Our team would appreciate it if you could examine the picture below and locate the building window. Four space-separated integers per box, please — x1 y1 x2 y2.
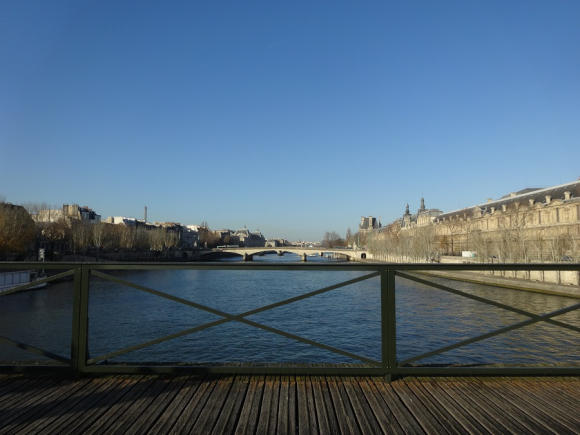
577 205 580 221
538 211 541 225
556 208 560 223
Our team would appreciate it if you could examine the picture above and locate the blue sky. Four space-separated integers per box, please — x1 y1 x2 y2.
1 1 579 240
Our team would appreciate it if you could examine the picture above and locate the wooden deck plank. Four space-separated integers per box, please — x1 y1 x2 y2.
391 378 450 434
504 378 579 426
192 376 235 433
170 376 219 434
304 374 319 434
125 376 188 435
326 376 361 435
481 377 577 434
317 376 341 435
435 377 521 432
99 376 172 434
369 377 425 434
234 376 265 435
149 376 204 434
463 377 556 433
296 375 312 434
341 376 382 434
0 375 578 434
517 377 580 414
0 376 55 409
404 378 467 433
12 377 115 434
276 375 290 435
310 376 331 434
81 376 159 434
38 376 129 435
452 377 534 433
288 375 297 435
419 377 490 434
211 376 250 435
0 377 92 432
0 376 38 403
357 377 404 435
58 376 144 435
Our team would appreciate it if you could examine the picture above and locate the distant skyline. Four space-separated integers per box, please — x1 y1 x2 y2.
1 1 579 240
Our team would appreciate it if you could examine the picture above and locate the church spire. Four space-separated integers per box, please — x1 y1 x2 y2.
419 197 426 212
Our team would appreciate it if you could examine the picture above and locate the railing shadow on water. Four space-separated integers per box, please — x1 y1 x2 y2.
0 262 578 377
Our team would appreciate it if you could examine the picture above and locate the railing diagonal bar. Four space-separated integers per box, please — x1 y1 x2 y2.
0 335 71 364
87 318 231 364
236 271 379 318
400 302 580 365
91 270 380 366
92 270 240 319
235 317 382 366
0 269 76 297
397 271 580 334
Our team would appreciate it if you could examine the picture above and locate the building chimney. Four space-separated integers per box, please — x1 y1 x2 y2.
491 207 495 213
564 191 571 200
502 204 507 212
545 195 551 204
144 206 148 222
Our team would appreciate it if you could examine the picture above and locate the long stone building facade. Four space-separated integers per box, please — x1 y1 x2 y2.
378 179 580 261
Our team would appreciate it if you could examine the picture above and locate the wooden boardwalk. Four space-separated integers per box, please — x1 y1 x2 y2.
0 375 578 434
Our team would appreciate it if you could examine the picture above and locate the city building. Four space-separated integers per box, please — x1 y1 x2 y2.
234 229 266 247
33 204 101 225
384 179 580 259
401 198 443 229
359 216 380 232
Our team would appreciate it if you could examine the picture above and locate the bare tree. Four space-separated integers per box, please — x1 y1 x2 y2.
92 223 107 250
0 203 36 257
322 231 344 248
71 221 91 253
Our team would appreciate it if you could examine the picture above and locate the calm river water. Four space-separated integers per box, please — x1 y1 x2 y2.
1 253 578 366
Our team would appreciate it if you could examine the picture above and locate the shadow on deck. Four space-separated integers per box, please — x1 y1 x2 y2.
0 375 578 434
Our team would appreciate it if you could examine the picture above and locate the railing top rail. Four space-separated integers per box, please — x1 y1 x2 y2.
0 261 579 271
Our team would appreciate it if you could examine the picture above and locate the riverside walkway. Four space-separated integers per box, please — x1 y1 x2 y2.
0 374 578 434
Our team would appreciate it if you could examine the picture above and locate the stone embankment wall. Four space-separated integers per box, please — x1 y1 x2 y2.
369 253 580 287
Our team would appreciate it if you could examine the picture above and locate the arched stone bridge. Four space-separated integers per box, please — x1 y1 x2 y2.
206 247 372 261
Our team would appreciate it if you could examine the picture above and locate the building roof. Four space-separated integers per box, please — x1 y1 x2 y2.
436 179 580 220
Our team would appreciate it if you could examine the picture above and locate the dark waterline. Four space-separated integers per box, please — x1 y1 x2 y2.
0 253 578 366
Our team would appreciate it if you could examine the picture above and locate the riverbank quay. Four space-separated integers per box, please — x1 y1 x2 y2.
362 256 580 298
0 374 578 434
415 269 580 298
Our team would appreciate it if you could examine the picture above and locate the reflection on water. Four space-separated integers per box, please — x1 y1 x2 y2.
0 254 578 366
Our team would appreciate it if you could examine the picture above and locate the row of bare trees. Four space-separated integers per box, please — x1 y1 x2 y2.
361 219 578 263
41 220 181 254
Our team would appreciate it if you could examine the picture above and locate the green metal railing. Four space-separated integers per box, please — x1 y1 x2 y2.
0 262 578 376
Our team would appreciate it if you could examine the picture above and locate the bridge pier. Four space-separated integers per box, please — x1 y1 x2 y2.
277 251 283 256
243 253 253 262
301 253 307 262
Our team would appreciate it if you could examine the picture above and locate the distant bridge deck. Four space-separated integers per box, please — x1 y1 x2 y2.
210 247 371 261
1 374 578 434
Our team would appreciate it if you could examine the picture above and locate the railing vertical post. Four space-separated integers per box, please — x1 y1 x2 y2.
71 265 90 375
381 268 397 381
